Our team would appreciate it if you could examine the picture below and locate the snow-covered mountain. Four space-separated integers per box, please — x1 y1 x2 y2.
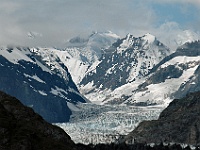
54 34 200 144
79 33 171 104
1 31 200 144
55 31 119 84
0 46 87 123
104 40 200 106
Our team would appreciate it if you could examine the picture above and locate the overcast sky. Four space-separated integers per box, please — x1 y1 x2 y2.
0 0 200 47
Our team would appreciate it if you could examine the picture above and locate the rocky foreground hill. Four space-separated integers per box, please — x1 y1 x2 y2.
0 91 76 150
125 91 200 145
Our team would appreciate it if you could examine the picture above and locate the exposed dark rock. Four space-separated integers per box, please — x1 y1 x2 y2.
0 91 76 150
125 91 200 145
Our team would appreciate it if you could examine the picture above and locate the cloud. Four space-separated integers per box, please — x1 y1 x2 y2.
0 1 21 14
0 0 157 47
149 0 200 5
0 0 198 47
150 21 200 51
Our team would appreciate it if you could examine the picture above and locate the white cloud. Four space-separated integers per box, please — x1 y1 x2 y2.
0 1 21 14
149 0 200 5
151 21 200 51
0 0 157 46
0 0 198 47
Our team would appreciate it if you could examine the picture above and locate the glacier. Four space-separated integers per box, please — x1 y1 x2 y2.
55 103 164 144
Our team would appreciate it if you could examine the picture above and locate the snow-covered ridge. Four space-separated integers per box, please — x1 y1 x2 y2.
79 33 171 103
30 47 71 81
66 31 120 61
0 46 34 64
117 33 157 53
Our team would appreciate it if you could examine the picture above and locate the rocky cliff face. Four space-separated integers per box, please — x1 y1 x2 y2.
0 91 76 150
125 91 200 145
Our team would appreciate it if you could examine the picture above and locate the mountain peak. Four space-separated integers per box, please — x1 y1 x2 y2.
142 33 156 43
116 33 158 54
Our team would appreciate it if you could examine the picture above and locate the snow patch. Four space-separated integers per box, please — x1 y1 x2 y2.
24 73 45 83
50 86 68 98
0 47 34 64
38 90 47 96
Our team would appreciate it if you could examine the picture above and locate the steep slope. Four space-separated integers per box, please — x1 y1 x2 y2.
56 31 119 84
79 33 170 104
125 91 200 145
0 46 86 123
0 91 76 150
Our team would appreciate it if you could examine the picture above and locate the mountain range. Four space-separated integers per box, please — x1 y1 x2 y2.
64 30 200 106
0 30 200 125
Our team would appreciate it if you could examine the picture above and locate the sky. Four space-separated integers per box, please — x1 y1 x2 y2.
0 0 200 48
